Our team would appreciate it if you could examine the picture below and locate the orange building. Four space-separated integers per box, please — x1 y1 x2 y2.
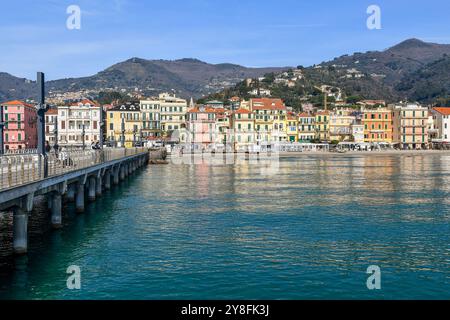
363 108 393 143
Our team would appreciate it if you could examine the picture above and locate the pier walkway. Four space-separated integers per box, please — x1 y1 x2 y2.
0 148 149 254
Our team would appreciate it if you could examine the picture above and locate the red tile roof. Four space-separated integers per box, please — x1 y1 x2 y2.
235 108 251 114
188 106 217 113
298 112 314 117
2 100 34 108
70 99 99 107
251 98 286 111
433 107 450 116
46 108 58 115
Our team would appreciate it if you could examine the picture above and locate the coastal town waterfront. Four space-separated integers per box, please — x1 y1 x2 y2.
1 152 449 300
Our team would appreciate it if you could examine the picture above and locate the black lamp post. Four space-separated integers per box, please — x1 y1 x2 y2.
81 124 86 150
53 117 58 151
121 116 125 148
36 72 49 177
99 108 104 149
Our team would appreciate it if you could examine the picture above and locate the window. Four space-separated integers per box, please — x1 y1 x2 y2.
110 123 114 130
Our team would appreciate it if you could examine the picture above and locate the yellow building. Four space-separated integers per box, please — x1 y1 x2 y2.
251 98 287 144
159 93 187 134
106 103 142 148
286 113 298 142
232 108 255 151
298 113 316 142
315 111 330 142
329 114 355 142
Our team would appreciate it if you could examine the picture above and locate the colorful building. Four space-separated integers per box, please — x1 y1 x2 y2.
106 102 142 148
298 113 315 142
232 108 255 150
329 113 355 142
286 113 298 142
363 107 393 143
1 100 38 151
140 99 161 138
58 99 102 148
251 98 287 144
159 93 187 133
431 107 450 142
392 103 429 149
186 106 218 149
45 108 58 145
315 111 330 142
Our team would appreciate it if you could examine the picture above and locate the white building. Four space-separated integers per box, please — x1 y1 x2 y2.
45 108 58 145
431 107 450 142
58 99 102 148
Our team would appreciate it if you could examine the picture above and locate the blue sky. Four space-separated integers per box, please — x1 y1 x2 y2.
1 0 450 80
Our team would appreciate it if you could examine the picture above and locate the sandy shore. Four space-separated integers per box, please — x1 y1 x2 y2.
278 150 450 157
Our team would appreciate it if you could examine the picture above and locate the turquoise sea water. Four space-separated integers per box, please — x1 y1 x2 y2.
0 154 449 299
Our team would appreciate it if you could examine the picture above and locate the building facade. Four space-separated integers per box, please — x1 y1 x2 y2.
45 108 58 145
1 100 38 151
106 103 142 148
363 107 393 143
315 111 330 142
298 113 316 142
58 99 102 148
251 98 287 144
140 99 161 138
329 114 355 142
392 104 429 149
159 93 187 133
186 106 217 149
431 107 450 142
232 108 255 150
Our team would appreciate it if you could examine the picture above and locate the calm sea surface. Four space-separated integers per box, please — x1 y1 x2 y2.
0 154 449 299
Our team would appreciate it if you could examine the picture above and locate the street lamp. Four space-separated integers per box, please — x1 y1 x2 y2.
53 117 58 151
133 127 137 147
121 116 125 148
82 124 86 150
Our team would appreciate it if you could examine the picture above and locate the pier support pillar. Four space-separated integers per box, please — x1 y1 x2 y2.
13 207 28 255
76 182 85 213
51 192 62 229
128 163 132 175
105 170 111 190
96 175 102 197
67 184 76 202
113 166 120 185
120 165 125 181
88 176 96 202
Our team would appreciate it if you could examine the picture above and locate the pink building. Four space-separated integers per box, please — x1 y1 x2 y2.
1 100 38 151
186 106 218 148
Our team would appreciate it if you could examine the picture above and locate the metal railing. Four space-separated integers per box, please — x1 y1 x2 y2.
0 147 147 190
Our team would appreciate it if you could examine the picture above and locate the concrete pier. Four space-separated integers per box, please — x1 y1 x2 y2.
1 149 149 255
105 170 111 190
120 165 126 181
76 182 85 213
88 176 96 202
51 193 62 229
67 184 76 202
13 207 28 254
96 175 102 197
113 166 120 185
